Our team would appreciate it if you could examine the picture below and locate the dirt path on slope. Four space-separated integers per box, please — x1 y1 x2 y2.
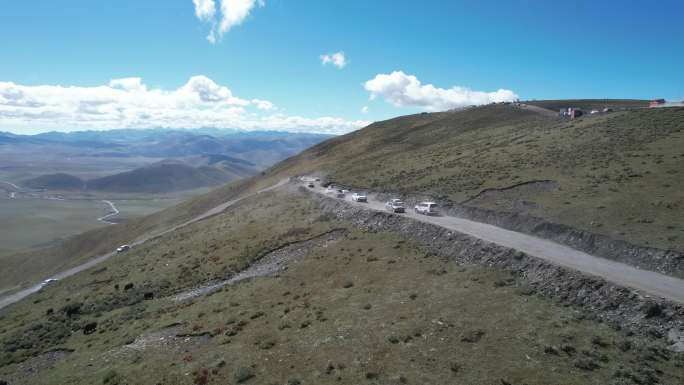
172 228 347 301
518 103 560 117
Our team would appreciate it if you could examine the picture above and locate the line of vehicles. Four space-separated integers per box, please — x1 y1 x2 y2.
39 244 131 290
309 178 439 216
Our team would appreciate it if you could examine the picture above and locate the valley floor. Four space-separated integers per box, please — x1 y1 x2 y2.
0 197 186 258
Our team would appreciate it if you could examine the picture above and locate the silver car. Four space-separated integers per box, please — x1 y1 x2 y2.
352 192 367 202
385 199 405 213
116 244 131 253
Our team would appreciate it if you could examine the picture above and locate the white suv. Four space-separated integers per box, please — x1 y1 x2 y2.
351 192 367 202
385 199 405 213
414 201 438 215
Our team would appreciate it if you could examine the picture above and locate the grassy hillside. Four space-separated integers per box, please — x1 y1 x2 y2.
1 190 681 385
0 177 259 289
22 173 85 190
269 104 684 254
22 163 248 193
5 103 682 290
87 164 236 193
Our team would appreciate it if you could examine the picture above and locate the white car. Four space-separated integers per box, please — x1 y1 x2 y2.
351 192 367 202
41 278 59 287
385 199 405 213
414 201 438 215
116 244 131 253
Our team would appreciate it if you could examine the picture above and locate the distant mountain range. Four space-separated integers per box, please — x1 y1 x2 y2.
1 128 333 193
0 128 333 169
22 161 250 193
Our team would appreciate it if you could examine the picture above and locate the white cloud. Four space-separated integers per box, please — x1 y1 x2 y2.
320 52 347 69
109 77 147 92
193 0 265 44
0 76 368 135
364 71 518 111
361 106 368 114
193 0 216 21
251 99 274 110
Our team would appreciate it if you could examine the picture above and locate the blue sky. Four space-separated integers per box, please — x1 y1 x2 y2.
1 0 682 134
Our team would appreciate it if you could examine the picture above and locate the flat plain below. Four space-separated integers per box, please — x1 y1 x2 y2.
0 197 183 259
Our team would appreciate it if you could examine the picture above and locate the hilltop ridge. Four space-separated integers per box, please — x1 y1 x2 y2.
270 103 684 257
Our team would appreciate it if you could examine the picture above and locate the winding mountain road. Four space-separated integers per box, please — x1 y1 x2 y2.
0 181 20 190
3 175 683 311
0 178 289 311
98 200 120 224
309 182 684 304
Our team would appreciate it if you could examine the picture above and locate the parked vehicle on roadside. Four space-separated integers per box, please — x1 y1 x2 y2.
414 201 438 215
307 182 315 188
385 199 405 213
352 192 367 202
335 190 346 199
116 244 131 253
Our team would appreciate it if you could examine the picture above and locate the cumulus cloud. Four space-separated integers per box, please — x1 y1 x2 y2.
0 76 368 134
320 52 347 69
251 99 274 110
109 77 147 92
193 0 216 21
193 0 265 43
364 71 518 111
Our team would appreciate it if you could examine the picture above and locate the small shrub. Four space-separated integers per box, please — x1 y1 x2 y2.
62 302 82 317
102 369 123 384
573 358 600 371
83 322 98 335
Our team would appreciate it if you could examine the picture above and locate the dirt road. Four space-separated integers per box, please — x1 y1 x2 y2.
518 103 559 118
0 179 289 311
5 175 682 310
311 183 684 304
0 181 20 190
98 200 120 224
